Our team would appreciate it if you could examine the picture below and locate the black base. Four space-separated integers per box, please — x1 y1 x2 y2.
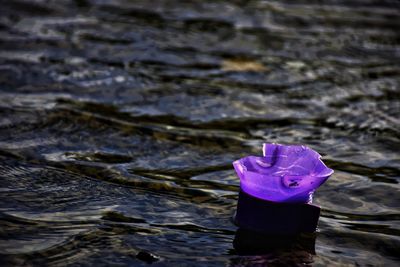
234 190 320 235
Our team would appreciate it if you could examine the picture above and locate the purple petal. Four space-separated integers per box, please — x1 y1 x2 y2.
233 144 333 203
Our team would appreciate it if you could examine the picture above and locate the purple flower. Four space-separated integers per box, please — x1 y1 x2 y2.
233 143 333 204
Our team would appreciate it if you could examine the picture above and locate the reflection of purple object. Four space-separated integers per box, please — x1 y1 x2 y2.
233 143 333 204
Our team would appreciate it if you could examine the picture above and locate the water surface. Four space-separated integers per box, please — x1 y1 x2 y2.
0 0 399 266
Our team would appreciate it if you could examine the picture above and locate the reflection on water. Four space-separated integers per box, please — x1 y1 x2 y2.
0 0 399 266
233 229 316 266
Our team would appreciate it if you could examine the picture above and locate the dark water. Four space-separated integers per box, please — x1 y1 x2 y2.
0 0 399 266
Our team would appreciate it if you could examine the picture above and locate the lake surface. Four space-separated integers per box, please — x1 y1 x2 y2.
0 0 399 266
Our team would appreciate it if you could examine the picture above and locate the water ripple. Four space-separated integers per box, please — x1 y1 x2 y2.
0 0 399 266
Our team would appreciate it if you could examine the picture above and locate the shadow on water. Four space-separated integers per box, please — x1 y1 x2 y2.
232 229 316 266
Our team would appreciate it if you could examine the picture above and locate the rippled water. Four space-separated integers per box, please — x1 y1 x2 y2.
0 0 399 266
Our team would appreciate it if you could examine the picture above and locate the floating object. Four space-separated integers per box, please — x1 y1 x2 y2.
233 143 333 234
